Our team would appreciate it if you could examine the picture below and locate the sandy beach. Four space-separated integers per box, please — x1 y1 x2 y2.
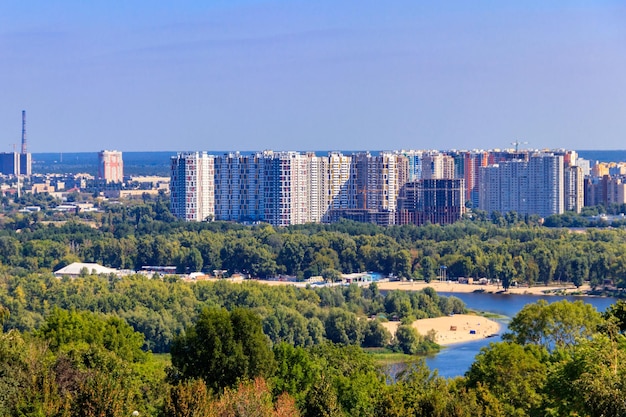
253 277 590 296
381 314 502 346
375 280 590 296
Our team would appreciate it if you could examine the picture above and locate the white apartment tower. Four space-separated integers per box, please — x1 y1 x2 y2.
263 151 309 227
478 153 564 218
98 150 123 183
214 152 265 222
326 152 352 219
170 152 214 221
307 154 327 224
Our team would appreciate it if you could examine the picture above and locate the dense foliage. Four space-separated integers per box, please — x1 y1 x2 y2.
3 195 626 415
3 296 625 416
0 269 464 353
3 194 626 292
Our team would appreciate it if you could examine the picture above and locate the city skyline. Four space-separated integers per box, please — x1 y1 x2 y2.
168 149 582 227
2 1 626 153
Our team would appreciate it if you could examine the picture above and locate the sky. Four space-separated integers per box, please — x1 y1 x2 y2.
1 1 625 153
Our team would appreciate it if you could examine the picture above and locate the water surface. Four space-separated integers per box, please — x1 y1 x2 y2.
424 292 617 378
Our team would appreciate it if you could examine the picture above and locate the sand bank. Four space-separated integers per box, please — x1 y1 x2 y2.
381 314 502 346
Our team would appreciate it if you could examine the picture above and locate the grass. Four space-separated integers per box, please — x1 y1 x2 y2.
466 309 508 320
364 346 442 365
365 348 413 364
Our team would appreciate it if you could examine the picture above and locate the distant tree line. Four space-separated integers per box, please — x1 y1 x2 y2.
1 195 626 292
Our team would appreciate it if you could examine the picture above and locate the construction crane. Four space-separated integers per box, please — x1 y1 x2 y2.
511 140 528 152
357 186 390 210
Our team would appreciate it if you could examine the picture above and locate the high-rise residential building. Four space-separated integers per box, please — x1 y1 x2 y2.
354 152 398 211
576 158 591 177
395 154 410 194
527 153 564 217
448 150 489 207
307 152 353 223
564 165 584 213
479 160 530 215
98 150 124 183
214 152 265 222
329 152 401 226
421 152 455 179
263 151 309 227
478 164 504 215
214 152 242 221
397 179 466 226
591 162 610 178
307 153 327 224
166 147 580 227
401 150 424 181
327 152 352 212
478 153 564 218
170 152 214 221
585 175 626 207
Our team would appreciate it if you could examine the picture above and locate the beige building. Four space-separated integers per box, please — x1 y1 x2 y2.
98 150 124 183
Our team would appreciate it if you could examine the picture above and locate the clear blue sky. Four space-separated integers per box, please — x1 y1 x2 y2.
1 1 625 152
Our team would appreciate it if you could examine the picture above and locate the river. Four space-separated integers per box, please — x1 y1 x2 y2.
422 292 618 379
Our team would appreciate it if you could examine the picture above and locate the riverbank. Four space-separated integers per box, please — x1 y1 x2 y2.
381 314 502 346
375 280 590 296
251 277 590 296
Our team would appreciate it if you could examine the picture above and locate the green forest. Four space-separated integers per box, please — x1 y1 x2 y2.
4 194 626 290
2 277 626 416
1 194 626 415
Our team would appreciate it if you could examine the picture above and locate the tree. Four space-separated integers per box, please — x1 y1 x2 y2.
395 324 421 355
362 320 392 348
303 374 343 417
170 307 276 392
36 308 146 363
465 342 548 415
161 378 212 417
603 300 626 333
214 378 300 417
393 250 412 279
545 334 626 417
420 257 437 282
384 291 413 319
504 300 603 350
271 343 319 406
324 308 364 345
0 305 8 328
185 247 203 273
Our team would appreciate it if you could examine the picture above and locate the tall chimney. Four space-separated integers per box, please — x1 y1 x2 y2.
21 110 27 154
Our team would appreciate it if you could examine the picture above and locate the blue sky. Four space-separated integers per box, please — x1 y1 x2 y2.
1 1 625 152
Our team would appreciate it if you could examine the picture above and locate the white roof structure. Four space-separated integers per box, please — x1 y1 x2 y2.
54 262 119 277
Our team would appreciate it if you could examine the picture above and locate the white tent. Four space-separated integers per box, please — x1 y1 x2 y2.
54 262 118 278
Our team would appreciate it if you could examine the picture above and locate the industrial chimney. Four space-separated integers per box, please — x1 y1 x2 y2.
21 110 27 154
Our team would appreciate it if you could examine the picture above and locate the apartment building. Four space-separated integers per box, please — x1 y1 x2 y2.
170 152 214 221
397 178 466 226
478 153 564 218
98 150 124 183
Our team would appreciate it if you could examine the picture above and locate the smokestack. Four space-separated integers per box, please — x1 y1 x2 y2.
21 110 27 154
